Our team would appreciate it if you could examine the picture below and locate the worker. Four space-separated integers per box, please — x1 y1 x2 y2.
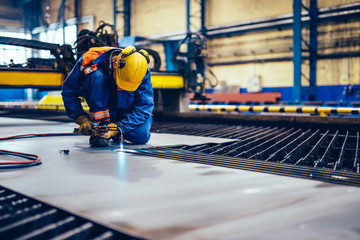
61 46 153 147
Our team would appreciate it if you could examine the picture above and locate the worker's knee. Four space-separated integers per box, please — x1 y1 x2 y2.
127 131 151 144
124 117 152 144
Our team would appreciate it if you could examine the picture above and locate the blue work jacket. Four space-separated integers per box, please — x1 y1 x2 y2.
61 49 154 135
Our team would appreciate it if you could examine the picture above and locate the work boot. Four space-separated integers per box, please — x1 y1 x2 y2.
89 136 109 147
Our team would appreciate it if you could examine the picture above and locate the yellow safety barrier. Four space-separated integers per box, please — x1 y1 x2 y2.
37 94 89 111
189 104 360 116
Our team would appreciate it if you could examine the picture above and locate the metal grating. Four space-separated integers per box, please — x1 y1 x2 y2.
129 147 360 187
0 186 144 240
150 122 360 181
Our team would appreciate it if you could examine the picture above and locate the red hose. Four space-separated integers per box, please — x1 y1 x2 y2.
0 149 41 165
0 132 79 141
0 132 80 169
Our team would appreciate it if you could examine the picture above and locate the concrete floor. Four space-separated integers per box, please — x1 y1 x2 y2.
1 116 360 240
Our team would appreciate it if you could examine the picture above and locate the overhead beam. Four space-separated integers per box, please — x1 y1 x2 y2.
148 2 360 41
0 36 60 50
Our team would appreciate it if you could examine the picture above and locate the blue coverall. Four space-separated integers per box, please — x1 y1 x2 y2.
62 49 154 144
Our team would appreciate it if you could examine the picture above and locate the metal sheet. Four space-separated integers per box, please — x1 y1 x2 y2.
1 117 360 239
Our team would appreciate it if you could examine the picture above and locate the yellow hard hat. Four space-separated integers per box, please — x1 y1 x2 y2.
115 46 149 91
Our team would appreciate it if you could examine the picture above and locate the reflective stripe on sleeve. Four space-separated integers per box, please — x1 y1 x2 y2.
89 109 110 122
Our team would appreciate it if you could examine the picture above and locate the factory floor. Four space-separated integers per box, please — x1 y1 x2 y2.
1 116 360 240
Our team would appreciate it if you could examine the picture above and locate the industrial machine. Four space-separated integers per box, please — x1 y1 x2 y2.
0 34 182 112
172 31 218 102
74 21 162 71
0 23 216 112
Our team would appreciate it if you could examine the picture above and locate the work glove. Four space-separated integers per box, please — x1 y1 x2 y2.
99 123 119 139
75 114 93 136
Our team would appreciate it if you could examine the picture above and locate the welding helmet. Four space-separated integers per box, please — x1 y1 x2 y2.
115 46 150 91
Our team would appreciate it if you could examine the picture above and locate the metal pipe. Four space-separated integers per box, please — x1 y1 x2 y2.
208 29 360 49
207 51 360 66
207 35 360 59
205 2 360 39
144 2 360 41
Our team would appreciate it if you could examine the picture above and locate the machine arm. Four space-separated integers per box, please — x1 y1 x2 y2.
0 36 75 72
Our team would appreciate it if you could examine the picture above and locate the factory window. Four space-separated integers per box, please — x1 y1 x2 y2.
38 24 77 59
0 31 31 66
0 24 76 66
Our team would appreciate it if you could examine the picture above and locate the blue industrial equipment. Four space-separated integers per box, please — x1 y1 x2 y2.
163 41 180 71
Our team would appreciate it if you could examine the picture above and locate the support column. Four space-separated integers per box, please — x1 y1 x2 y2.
123 0 131 36
200 0 206 36
59 0 66 45
74 0 79 36
292 0 302 103
186 0 190 33
113 0 117 31
309 0 318 101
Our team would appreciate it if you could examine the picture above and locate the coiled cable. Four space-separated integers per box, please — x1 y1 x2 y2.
0 132 79 169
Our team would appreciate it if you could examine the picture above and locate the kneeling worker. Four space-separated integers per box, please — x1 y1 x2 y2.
62 46 154 147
